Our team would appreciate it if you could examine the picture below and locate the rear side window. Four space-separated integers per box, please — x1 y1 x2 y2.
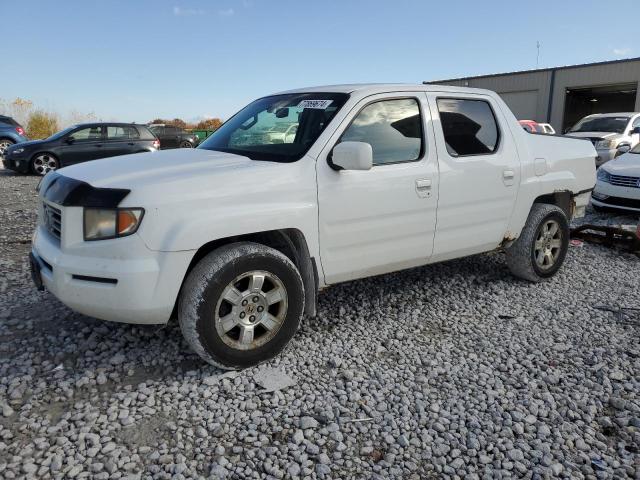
137 126 156 140
437 98 499 156
341 98 423 166
0 116 18 127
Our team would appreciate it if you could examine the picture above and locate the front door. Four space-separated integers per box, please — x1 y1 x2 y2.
426 93 520 259
317 94 439 284
60 126 106 165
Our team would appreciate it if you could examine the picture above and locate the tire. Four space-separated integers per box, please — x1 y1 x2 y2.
0 138 15 157
505 203 569 282
179 141 194 148
178 242 305 369
31 153 60 176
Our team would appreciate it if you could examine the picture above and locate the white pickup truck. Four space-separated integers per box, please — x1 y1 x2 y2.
31 84 596 369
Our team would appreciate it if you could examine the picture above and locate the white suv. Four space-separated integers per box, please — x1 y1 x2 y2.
31 84 596 369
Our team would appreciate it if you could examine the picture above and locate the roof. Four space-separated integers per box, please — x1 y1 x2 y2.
426 56 640 83
581 112 638 118
276 83 495 96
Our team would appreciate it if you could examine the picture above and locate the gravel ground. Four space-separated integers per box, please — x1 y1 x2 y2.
0 166 639 479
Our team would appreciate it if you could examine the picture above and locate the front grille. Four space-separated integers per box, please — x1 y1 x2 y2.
610 174 640 188
43 203 62 240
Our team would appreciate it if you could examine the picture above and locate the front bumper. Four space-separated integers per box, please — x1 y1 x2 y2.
592 179 640 212
32 224 194 324
2 153 30 173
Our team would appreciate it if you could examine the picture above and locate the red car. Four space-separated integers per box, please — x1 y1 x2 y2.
519 120 545 133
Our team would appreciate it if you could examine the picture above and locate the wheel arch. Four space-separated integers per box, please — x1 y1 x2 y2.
533 190 572 219
172 228 318 320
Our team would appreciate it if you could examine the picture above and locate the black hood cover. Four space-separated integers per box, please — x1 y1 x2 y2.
38 172 130 208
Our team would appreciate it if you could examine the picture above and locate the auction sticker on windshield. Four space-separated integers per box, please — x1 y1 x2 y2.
297 100 333 109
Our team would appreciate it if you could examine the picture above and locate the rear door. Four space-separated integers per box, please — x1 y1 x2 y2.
105 125 132 157
426 93 520 259
105 125 141 157
317 93 439 284
60 126 106 165
162 126 179 148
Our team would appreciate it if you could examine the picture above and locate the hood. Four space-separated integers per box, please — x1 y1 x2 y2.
58 148 259 188
10 139 48 149
602 152 640 175
565 131 621 140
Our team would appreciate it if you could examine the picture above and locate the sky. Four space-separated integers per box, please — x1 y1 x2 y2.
2 0 638 123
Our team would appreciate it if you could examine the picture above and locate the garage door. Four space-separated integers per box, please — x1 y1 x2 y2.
498 90 538 120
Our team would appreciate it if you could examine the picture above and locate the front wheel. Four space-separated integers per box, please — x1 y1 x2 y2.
505 204 569 282
178 242 304 369
31 153 59 176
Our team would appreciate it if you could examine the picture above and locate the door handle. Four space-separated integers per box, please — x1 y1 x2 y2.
95 144 103 148
415 178 432 198
128 143 135 146
503 169 515 186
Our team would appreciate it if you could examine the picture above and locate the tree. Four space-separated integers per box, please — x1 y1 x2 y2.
194 118 223 131
148 118 189 128
171 118 187 129
0 97 34 126
27 111 59 139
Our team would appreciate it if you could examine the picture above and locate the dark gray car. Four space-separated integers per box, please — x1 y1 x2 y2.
2 123 160 175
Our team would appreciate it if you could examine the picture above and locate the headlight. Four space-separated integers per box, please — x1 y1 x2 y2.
84 208 144 241
596 168 611 183
12 148 25 154
595 139 616 149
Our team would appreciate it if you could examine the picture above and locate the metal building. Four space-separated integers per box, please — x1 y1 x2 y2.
427 57 640 132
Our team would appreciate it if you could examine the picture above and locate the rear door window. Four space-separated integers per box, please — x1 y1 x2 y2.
437 98 499 156
107 126 140 140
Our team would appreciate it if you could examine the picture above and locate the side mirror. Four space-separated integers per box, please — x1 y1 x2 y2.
616 144 631 155
65 136 75 144
331 141 373 171
631 126 640 135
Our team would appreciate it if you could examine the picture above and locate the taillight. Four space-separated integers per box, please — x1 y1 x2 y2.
153 139 160 149
16 127 25 136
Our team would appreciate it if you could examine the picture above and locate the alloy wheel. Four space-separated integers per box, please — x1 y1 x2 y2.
0 140 13 156
214 270 288 351
32 154 58 176
534 219 563 270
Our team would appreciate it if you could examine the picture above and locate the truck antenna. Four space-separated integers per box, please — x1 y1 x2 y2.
536 41 541 68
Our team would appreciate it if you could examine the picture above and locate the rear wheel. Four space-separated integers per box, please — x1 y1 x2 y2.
31 153 59 176
0 139 14 157
178 242 304 369
179 141 194 148
505 204 569 282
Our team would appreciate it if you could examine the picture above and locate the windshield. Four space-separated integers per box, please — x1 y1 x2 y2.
46 126 76 141
569 116 629 134
198 93 349 162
